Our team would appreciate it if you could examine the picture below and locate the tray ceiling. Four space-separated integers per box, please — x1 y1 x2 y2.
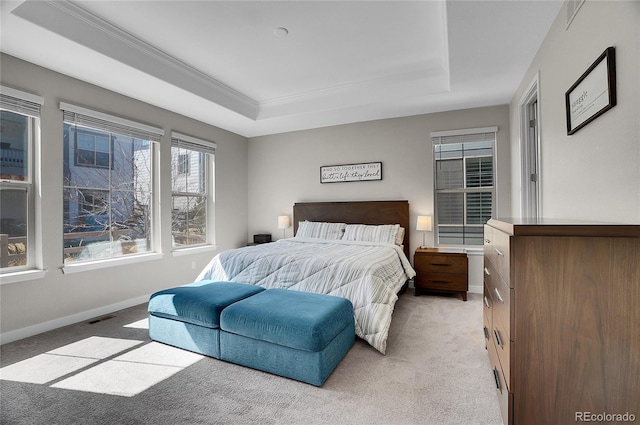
0 0 563 137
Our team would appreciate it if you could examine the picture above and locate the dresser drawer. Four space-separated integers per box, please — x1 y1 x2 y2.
414 254 467 274
483 284 492 347
414 273 467 291
492 314 511 390
487 333 512 425
483 282 493 320
485 263 512 341
492 228 512 287
484 225 494 264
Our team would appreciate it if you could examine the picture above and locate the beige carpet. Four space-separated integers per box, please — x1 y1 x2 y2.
0 289 503 425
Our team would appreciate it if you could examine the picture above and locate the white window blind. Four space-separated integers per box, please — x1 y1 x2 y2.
60 102 164 142
1 86 43 117
171 132 216 154
431 127 497 246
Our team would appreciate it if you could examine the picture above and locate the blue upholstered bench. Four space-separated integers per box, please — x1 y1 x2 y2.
148 281 265 358
148 282 355 386
220 288 355 386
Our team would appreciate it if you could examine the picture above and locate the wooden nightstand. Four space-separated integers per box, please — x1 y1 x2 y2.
413 247 468 301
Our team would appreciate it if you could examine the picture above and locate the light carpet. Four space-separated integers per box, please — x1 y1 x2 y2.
0 289 503 425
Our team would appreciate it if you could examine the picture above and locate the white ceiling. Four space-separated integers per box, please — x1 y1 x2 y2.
0 0 563 137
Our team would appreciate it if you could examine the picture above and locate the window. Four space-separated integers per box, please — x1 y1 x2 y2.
75 130 112 168
432 127 496 246
1 86 43 273
177 154 190 175
171 132 215 249
61 103 163 264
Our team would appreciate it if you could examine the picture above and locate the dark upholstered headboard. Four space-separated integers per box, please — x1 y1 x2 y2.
293 200 410 259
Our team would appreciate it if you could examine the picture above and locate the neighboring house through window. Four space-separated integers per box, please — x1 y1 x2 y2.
61 102 163 264
432 127 497 246
171 132 215 249
0 86 43 273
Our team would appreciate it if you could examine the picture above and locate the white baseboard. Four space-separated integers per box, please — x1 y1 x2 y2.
0 294 150 345
468 284 482 294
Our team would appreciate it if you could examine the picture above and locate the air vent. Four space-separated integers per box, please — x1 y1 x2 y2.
566 0 585 29
88 315 115 324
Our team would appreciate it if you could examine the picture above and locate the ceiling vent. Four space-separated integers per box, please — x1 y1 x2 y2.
566 0 585 29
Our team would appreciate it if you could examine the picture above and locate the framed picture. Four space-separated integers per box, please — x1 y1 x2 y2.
320 162 382 183
565 46 616 135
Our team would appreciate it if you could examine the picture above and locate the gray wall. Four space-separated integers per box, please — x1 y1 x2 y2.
248 105 511 291
0 54 249 340
509 0 640 222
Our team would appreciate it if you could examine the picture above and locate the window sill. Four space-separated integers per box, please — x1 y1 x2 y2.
0 269 47 285
437 246 484 256
62 252 164 274
172 244 217 257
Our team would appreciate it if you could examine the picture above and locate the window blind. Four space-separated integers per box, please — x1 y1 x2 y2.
1 86 43 117
431 126 497 246
60 102 164 142
430 126 498 145
171 132 216 155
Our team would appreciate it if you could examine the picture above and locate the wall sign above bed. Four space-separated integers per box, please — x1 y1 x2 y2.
320 162 382 183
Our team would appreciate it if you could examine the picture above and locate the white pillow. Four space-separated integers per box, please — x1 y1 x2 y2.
342 224 400 244
296 221 346 240
395 227 405 246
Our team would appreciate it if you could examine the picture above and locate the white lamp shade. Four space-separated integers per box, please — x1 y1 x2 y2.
416 215 433 232
278 215 291 229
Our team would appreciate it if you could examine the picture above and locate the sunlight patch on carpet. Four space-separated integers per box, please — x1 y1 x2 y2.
123 318 149 329
115 341 203 368
48 336 143 359
0 353 99 384
51 342 202 397
0 336 143 384
0 336 202 397
51 359 182 397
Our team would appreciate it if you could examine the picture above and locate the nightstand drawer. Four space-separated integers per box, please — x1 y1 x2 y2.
414 273 467 291
414 255 467 274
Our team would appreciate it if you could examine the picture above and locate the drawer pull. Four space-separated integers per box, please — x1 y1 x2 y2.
430 263 452 267
483 296 491 308
493 367 502 392
493 329 504 348
493 288 504 303
484 267 491 276
431 280 452 284
495 248 504 257
483 326 490 340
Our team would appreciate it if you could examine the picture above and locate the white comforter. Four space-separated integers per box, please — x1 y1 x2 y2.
196 238 416 354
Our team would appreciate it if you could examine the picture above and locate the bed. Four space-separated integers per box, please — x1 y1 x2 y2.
196 200 416 354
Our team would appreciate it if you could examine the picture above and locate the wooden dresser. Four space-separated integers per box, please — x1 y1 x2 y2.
483 219 640 425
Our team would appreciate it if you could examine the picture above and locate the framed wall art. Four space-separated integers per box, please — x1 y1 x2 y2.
320 162 382 183
565 46 616 135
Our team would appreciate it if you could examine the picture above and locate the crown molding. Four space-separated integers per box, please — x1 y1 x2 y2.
13 0 259 120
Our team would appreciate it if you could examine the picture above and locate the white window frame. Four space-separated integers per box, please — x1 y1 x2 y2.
0 86 45 283
170 131 216 254
431 127 497 247
60 102 164 274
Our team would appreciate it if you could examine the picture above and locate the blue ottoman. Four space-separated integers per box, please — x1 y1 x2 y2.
220 288 355 386
148 281 265 358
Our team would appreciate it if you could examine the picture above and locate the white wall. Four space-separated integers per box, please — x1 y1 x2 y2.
0 54 249 341
247 105 511 291
510 1 640 222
